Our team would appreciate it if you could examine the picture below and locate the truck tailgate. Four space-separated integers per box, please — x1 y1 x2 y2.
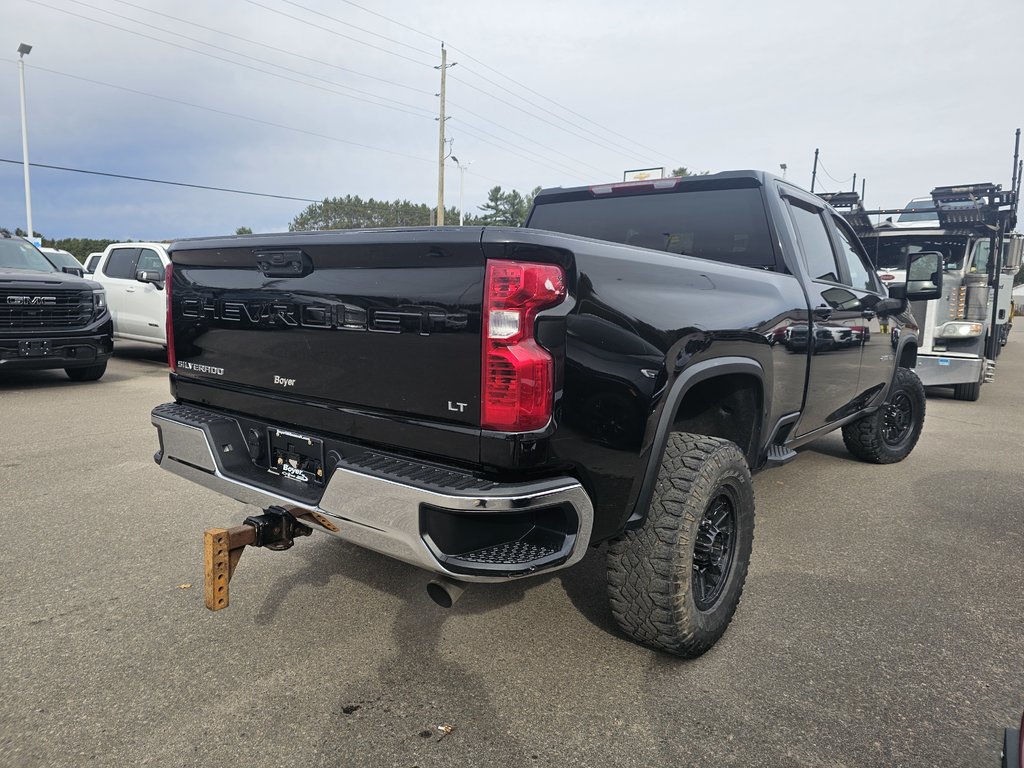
168 229 485 447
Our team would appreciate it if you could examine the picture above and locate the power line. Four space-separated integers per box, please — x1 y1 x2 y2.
448 75 648 163
325 0 676 162
451 122 602 184
335 0 438 42
0 158 479 220
450 116 609 181
450 101 614 178
6 60 441 168
448 49 675 161
54 0 620 179
241 0 435 67
106 0 430 97
2 59 513 190
450 68 649 162
274 0 436 57
27 0 437 120
239 0 659 168
0 157 320 202
816 158 852 185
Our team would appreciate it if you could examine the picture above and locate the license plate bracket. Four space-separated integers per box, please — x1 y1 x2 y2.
19 340 51 357
267 428 324 485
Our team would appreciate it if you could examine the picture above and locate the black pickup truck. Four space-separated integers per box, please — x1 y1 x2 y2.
0 231 112 381
151 171 942 657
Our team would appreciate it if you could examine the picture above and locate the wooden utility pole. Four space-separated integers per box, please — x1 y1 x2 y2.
436 44 453 226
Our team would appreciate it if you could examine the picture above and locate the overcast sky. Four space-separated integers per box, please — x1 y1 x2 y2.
2 0 1022 240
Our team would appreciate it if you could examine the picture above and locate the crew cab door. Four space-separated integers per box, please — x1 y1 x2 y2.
125 247 167 343
97 246 140 336
825 213 892 403
783 196 869 435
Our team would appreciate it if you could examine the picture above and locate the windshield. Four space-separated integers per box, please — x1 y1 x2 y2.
969 238 1013 276
527 186 776 269
896 199 936 223
0 239 59 273
859 234 969 271
43 250 82 269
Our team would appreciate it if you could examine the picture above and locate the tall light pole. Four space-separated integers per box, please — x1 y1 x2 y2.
17 43 34 242
450 155 471 226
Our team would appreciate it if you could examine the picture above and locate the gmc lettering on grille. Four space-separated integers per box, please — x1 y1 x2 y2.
6 296 57 305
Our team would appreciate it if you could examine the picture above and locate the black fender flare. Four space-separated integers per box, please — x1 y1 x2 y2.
625 356 766 528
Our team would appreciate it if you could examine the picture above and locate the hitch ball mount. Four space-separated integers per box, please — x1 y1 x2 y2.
204 506 312 611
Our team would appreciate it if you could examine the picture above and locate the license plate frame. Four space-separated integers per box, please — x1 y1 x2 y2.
267 427 325 485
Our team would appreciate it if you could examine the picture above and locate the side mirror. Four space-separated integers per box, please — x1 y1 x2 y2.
136 269 165 290
61 266 84 277
904 251 943 301
873 296 905 316
1007 236 1024 271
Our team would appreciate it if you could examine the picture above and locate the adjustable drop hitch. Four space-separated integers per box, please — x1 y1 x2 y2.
203 506 312 611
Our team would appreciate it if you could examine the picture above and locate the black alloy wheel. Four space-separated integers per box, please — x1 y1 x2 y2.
842 367 926 464
692 492 737 611
882 390 914 447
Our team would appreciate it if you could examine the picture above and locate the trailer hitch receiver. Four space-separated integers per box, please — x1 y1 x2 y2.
203 506 312 611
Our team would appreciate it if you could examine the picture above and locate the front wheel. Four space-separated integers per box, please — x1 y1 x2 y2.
65 361 107 382
842 367 925 463
606 433 754 658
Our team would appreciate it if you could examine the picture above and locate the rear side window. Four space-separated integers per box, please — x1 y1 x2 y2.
104 247 140 279
787 201 839 282
527 187 777 269
831 216 878 292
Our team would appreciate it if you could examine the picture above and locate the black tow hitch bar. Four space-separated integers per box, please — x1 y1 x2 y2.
203 506 312 611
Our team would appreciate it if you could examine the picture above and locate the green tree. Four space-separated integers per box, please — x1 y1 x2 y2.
51 238 117 262
478 186 537 227
235 226 253 235
670 166 710 177
291 196 437 231
290 194 488 232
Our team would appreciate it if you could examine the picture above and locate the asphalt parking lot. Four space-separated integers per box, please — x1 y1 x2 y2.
1 334 1021 768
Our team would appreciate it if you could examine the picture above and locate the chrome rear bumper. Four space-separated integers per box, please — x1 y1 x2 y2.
152 403 594 583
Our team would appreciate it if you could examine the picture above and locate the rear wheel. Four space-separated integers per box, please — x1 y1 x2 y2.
65 361 107 382
952 379 981 401
606 433 754 658
842 367 925 463
952 360 985 401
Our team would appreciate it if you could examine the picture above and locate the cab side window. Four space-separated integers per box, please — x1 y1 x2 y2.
831 216 879 293
104 247 140 279
787 200 840 282
137 249 164 273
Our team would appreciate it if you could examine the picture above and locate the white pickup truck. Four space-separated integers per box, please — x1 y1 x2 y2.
89 242 169 346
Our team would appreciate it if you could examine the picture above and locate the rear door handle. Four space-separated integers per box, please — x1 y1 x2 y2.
813 305 832 321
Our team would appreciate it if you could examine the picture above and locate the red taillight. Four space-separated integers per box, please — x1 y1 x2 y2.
481 261 566 431
165 262 176 372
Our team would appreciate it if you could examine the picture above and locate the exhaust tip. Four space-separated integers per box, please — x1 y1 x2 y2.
426 577 465 608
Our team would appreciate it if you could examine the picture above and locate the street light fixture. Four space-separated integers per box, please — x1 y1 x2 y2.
450 155 472 226
779 163 787 180
17 43 34 242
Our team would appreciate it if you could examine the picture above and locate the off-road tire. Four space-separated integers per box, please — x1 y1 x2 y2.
65 361 107 382
842 367 925 463
606 433 754 658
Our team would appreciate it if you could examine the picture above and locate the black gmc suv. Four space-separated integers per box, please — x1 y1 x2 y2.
150 171 942 657
0 231 112 381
